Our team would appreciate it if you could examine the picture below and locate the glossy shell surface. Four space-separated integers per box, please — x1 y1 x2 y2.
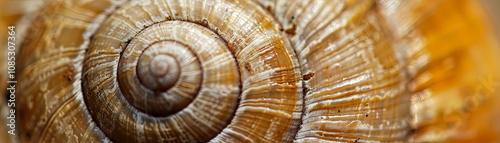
0 0 499 142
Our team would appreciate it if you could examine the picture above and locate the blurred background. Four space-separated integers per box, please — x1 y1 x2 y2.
0 0 499 142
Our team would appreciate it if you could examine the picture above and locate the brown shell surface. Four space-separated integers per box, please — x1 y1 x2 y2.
2 0 499 142
15 0 303 142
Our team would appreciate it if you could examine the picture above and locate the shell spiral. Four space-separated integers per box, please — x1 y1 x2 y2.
17 0 303 142
11 0 500 142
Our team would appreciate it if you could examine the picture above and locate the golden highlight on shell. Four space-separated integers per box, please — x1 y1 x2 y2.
0 0 499 142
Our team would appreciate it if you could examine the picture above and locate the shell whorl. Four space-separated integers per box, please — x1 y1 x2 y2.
11 0 500 142
18 0 303 142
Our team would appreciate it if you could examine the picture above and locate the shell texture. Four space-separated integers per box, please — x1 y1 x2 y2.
1 0 500 142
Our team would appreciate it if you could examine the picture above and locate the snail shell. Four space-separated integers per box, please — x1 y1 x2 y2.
5 0 500 142
17 0 302 142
